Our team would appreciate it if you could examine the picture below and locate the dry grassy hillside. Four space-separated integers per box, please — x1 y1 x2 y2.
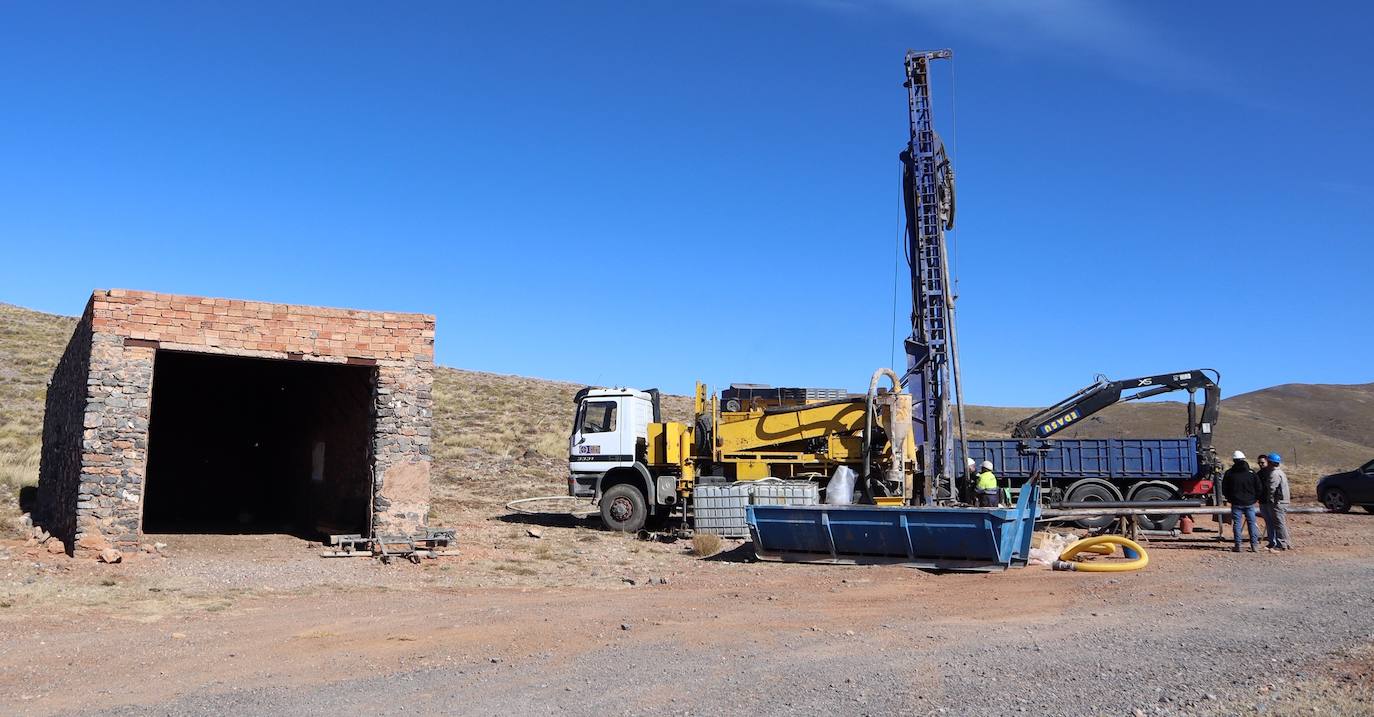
431 368 692 472
1226 383 1374 451
0 303 77 519
0 301 1370 524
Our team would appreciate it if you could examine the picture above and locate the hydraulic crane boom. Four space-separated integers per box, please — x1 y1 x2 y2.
1012 369 1222 443
899 48 963 504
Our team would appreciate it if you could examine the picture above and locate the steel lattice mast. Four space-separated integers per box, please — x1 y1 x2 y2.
900 49 963 505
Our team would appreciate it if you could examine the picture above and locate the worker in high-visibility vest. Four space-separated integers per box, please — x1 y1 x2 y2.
975 460 1000 507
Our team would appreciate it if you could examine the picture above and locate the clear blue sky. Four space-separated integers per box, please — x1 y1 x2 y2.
1 1 1370 406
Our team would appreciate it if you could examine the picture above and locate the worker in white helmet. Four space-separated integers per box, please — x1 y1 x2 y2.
959 457 977 504
1222 450 1263 552
974 460 1000 507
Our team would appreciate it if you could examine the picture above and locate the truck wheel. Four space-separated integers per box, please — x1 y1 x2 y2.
600 484 648 532
1130 483 1180 531
1322 488 1351 513
1065 480 1121 530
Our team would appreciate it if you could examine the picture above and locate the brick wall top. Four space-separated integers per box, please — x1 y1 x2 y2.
87 289 435 365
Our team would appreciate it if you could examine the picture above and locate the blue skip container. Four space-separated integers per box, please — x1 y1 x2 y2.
745 485 1040 572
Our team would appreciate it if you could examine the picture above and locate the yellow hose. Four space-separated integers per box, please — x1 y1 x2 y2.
1053 535 1148 572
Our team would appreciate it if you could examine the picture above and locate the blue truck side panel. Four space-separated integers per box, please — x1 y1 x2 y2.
965 437 1198 481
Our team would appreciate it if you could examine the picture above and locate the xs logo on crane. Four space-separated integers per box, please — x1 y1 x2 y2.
1039 409 1081 436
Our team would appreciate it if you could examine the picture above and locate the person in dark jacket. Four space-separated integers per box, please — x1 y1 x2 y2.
1222 450 1264 552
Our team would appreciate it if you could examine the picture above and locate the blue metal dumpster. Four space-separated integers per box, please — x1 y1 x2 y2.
745 485 1040 572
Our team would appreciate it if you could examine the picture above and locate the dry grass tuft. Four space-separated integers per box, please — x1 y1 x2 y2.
690 532 722 557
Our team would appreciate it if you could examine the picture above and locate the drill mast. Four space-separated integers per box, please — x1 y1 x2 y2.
900 49 964 504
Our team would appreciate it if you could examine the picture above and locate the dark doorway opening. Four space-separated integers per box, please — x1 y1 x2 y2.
143 351 375 539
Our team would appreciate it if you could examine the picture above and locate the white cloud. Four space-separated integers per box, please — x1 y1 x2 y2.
813 0 1249 103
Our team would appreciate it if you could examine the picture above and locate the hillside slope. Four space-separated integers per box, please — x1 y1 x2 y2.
0 303 77 513
0 301 1369 521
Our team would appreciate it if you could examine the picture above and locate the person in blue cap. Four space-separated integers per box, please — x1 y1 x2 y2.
1262 453 1293 551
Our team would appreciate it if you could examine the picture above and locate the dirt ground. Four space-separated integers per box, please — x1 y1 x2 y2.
3 496 1373 716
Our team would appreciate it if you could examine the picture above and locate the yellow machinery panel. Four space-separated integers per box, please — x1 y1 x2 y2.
714 400 867 454
734 461 772 480
647 421 688 466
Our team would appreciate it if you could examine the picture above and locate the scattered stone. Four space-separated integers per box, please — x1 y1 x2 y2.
620 623 631 631
526 528 543 539
77 534 112 553
171 632 186 640
33 527 50 544
489 657 501 664
657 577 669 585
621 577 637 586
98 548 123 564
46 540 67 556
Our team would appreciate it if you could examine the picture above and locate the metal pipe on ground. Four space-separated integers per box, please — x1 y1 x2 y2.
1040 504 1330 519
1040 506 1229 519
1053 499 1202 510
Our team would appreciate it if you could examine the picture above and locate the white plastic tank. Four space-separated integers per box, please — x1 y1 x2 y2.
692 483 754 538
694 480 820 537
752 480 820 507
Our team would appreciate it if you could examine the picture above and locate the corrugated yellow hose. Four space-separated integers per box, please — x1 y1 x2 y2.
1052 535 1148 572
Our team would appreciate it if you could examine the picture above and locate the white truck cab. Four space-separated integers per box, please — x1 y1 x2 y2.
568 387 663 531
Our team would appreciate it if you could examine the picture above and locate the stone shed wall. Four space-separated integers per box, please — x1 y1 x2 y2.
36 289 435 554
35 303 95 545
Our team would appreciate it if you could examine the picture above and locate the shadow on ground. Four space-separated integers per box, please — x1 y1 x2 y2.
702 542 757 564
495 512 596 529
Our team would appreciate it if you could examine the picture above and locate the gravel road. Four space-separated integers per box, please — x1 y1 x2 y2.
43 514 1374 717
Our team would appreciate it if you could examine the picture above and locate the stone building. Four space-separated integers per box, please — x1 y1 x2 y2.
36 289 435 555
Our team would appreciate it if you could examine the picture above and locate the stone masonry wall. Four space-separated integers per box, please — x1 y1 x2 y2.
372 365 433 536
38 289 435 553
34 304 95 552
76 335 154 552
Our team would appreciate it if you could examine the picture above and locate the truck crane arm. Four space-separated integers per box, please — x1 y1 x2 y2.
1011 369 1221 441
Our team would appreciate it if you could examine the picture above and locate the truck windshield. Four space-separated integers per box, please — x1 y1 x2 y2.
579 400 617 434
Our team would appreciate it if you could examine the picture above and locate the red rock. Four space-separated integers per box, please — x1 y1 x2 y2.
77 533 112 552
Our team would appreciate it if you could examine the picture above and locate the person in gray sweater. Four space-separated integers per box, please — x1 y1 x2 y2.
1261 453 1293 551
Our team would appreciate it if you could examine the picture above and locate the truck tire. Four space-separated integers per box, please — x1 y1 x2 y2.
600 484 648 532
1130 483 1180 531
1065 479 1122 530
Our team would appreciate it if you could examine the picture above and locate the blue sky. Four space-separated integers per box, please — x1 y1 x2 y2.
1 1 1370 406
